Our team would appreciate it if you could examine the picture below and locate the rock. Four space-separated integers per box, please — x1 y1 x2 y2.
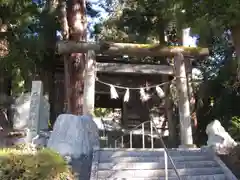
30 131 51 147
11 93 31 130
47 114 99 159
206 120 237 151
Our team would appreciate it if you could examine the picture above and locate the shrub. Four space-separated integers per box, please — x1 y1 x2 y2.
229 116 240 141
0 144 74 180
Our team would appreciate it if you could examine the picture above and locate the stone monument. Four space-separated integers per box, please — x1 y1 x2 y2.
11 81 50 144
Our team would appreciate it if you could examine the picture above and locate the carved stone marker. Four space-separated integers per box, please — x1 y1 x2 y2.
27 81 43 141
206 119 237 150
47 114 99 158
12 81 49 143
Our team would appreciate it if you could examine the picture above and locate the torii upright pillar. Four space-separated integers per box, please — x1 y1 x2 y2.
83 50 96 116
174 52 193 146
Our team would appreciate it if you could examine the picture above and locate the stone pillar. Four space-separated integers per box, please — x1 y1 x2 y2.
83 50 96 116
39 95 50 131
26 81 43 142
174 53 193 146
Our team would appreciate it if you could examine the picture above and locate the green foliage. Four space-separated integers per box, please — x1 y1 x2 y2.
180 0 240 46
195 54 240 144
0 0 46 94
229 116 240 141
183 0 240 27
94 108 112 117
0 145 74 180
97 0 183 43
1 0 101 96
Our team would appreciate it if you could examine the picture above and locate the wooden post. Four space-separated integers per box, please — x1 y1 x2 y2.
174 53 193 145
122 101 127 126
162 75 176 147
83 50 96 115
185 59 197 128
57 41 209 57
63 56 71 112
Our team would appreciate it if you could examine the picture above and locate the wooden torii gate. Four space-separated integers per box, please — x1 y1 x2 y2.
56 40 209 146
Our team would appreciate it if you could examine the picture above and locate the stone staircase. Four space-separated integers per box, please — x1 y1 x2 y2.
90 148 237 180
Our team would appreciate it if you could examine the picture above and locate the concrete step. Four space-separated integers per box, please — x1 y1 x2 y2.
99 154 210 163
98 160 219 170
97 174 227 180
99 149 209 159
97 167 224 179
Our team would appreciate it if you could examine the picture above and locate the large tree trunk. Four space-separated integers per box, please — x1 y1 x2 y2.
231 24 240 80
42 0 58 127
59 0 70 113
162 76 177 147
158 26 177 147
67 0 87 115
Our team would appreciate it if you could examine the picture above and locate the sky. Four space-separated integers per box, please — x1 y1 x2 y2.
87 0 109 40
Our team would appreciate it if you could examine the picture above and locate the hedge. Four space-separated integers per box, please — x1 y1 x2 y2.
0 144 74 180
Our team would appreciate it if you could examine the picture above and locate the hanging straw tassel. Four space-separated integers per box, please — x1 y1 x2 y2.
140 88 150 102
110 85 119 99
156 85 165 98
124 88 130 102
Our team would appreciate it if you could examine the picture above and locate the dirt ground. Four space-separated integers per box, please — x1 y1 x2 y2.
218 145 240 179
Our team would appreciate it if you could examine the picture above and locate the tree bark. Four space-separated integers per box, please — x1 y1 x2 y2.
59 0 70 112
231 24 240 80
42 0 58 127
157 26 177 147
162 75 177 147
57 41 209 57
48 68 56 128
67 0 87 115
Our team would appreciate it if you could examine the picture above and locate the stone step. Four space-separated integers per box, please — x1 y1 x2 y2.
98 160 219 170
97 167 224 179
96 174 227 180
99 149 209 159
99 154 210 163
